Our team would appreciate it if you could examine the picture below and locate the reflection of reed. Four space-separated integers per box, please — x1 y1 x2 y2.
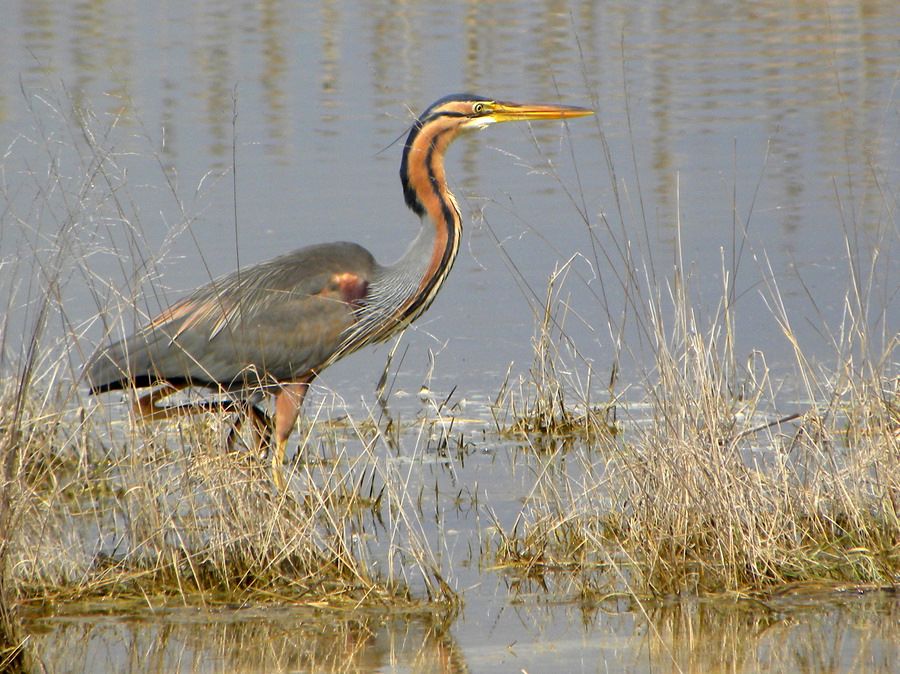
316 0 342 136
195 5 236 162
639 595 900 673
29 610 468 673
6 0 894 235
259 0 289 162
369 2 422 109
6 1 53 123
496 591 899 673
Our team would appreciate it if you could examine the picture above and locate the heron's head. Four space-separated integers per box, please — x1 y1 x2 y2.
400 94 593 215
414 93 593 130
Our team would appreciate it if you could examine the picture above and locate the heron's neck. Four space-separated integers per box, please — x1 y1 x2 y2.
379 200 460 331
393 122 464 321
338 121 465 352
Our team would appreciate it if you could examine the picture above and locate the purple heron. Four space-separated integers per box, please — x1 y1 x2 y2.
86 94 593 487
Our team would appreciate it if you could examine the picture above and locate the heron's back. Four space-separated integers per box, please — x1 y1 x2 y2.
85 241 377 394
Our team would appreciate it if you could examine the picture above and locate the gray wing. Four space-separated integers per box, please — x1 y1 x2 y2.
86 242 376 393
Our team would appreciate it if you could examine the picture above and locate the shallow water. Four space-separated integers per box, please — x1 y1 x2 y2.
23 589 900 673
2 0 898 671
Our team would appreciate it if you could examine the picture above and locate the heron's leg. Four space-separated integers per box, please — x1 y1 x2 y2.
271 379 312 489
137 384 249 421
225 393 272 455
244 403 273 457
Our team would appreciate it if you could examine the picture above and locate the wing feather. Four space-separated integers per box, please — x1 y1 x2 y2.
86 242 377 393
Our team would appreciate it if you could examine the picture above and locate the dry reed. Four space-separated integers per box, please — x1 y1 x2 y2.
493 230 898 598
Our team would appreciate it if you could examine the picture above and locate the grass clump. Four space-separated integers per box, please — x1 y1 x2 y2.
485 73 897 597
611 270 898 595
493 263 620 444
492 234 898 599
3 383 457 611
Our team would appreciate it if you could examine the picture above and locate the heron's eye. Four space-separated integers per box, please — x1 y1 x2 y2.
473 102 487 114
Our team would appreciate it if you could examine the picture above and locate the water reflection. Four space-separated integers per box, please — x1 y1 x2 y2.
5 0 895 279
27 590 898 673
259 0 289 161
28 609 465 673
639 592 899 673
195 5 238 160
6 1 896 167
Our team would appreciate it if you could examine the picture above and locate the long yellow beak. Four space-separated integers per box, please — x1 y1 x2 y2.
487 100 594 123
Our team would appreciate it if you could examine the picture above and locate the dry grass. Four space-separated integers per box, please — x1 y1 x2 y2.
2 71 897 673
483 64 898 600
492 262 620 444
492 226 898 598
1 375 459 609
611 269 898 595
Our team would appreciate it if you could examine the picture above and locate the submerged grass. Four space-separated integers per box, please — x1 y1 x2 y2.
492 262 620 444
